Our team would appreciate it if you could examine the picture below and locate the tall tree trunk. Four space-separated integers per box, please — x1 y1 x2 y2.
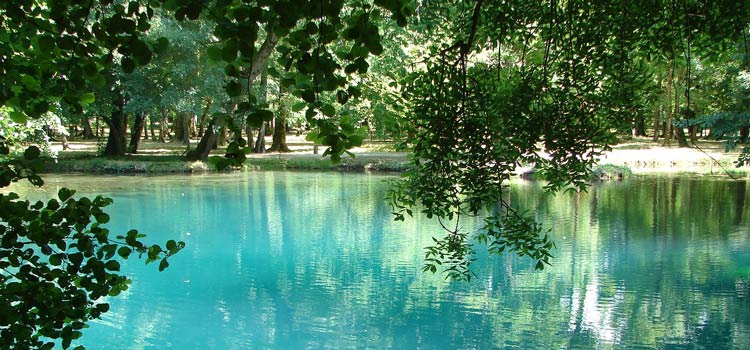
253 68 270 154
688 125 698 144
159 122 168 142
81 115 95 139
173 112 185 142
149 117 157 141
102 91 127 156
652 104 661 142
128 112 146 153
245 118 254 145
652 76 662 142
674 127 690 147
143 115 149 140
95 115 100 137
268 85 291 152
190 113 198 138
197 97 213 138
633 113 646 137
673 72 690 148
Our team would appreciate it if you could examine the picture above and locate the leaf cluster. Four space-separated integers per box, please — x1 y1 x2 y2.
0 179 183 350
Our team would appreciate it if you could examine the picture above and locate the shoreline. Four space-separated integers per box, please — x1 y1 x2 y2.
33 137 750 178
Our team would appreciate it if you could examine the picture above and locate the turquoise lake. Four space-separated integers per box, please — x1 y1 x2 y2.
12 172 750 349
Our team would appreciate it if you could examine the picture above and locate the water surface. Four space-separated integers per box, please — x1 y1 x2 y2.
10 173 750 349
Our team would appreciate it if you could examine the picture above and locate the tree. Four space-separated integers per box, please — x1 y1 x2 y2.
388 0 750 280
267 85 292 152
2 0 416 345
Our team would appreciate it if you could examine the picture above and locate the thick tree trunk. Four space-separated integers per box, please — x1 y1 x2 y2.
159 122 168 142
675 127 690 147
128 112 146 153
173 113 185 142
81 116 95 139
197 98 212 138
268 114 291 152
186 117 220 161
740 125 749 143
173 112 191 145
268 84 292 152
95 115 100 137
673 73 690 148
633 114 646 137
143 115 149 140
190 114 198 138
102 93 127 156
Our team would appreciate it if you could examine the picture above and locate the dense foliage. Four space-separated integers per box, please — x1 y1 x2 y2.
388 0 750 279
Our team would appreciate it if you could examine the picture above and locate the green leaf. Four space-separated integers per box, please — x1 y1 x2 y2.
226 80 242 97
349 134 364 147
58 188 76 201
37 35 56 53
166 240 177 251
105 260 120 271
322 104 336 117
336 90 349 104
49 254 62 266
24 146 41 160
154 37 169 53
206 45 223 61
121 57 136 73
247 109 274 127
305 131 319 142
222 40 238 62
80 93 95 105
117 246 132 259
94 212 110 224
158 259 169 271
291 102 307 112
301 90 316 103
9 111 27 123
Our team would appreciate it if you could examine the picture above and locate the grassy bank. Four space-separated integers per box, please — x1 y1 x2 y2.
41 154 411 174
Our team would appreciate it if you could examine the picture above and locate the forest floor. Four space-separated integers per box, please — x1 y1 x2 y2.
42 134 749 176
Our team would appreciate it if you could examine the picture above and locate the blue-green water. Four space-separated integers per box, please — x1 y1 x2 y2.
12 173 750 349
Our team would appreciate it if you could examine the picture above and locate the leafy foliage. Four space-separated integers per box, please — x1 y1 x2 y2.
388 0 750 279
0 144 183 350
